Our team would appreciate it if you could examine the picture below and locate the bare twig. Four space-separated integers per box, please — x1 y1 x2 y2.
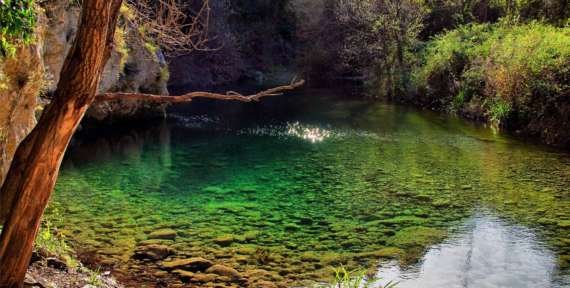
125 0 214 56
95 79 305 103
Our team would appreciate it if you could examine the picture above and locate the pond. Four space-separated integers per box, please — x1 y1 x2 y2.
49 88 570 287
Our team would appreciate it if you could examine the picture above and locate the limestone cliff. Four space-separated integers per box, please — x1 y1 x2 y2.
0 44 43 184
0 1 170 184
40 0 169 122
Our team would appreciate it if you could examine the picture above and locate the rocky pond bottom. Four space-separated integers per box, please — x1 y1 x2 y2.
48 89 570 287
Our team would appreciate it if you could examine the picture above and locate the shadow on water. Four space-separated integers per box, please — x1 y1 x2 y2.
53 88 570 287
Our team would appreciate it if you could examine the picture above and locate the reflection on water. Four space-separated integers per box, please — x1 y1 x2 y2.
376 212 566 288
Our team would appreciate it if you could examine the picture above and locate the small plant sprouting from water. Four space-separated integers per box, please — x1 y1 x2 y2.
318 266 399 288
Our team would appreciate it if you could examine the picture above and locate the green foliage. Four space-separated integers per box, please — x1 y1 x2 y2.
35 219 78 268
119 2 135 22
158 66 170 82
317 266 398 288
414 23 494 87
413 21 570 124
0 0 37 57
489 0 569 25
114 26 129 72
144 41 159 57
415 0 567 38
35 207 79 268
488 99 512 123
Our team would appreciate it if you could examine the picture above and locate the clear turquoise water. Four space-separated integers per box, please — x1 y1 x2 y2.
49 89 570 287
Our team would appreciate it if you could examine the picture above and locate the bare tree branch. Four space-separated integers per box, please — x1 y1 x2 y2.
125 0 215 56
96 79 305 103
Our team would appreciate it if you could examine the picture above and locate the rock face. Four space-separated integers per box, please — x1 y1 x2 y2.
0 43 43 184
40 1 169 122
0 1 170 184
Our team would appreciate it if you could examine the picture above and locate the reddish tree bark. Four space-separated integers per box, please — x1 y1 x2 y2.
0 0 122 286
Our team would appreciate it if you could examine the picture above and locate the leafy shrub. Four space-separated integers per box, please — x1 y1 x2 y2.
413 21 570 125
0 0 37 57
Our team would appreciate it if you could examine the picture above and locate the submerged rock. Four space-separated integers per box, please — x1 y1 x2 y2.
389 226 446 248
243 231 260 242
206 264 242 280
172 269 195 282
97 247 125 256
188 273 217 283
372 247 405 258
371 216 427 226
558 220 570 228
245 269 283 282
133 244 174 261
148 229 177 240
137 239 172 246
251 280 279 288
213 235 235 246
161 257 213 271
201 186 227 194
432 199 452 208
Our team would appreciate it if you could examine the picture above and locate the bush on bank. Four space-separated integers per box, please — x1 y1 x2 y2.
0 0 37 57
410 21 570 146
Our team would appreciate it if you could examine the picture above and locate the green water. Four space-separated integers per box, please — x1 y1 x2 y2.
49 89 570 287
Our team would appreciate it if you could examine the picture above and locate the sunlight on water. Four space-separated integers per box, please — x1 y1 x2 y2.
235 122 381 142
285 122 331 143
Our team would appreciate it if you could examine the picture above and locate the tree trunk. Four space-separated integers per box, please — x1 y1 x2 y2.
0 0 122 286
